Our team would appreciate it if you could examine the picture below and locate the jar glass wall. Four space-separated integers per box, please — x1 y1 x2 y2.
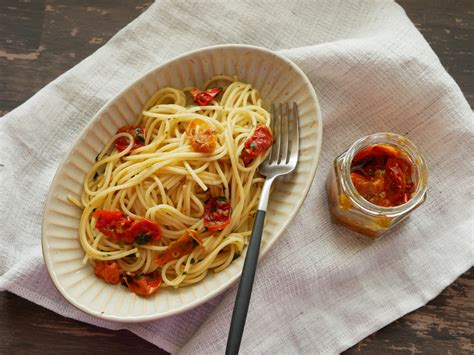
327 132 428 238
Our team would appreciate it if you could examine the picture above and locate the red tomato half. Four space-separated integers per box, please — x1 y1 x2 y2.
350 144 414 207
384 158 414 205
124 273 162 297
204 196 231 232
351 172 376 196
240 125 273 166
93 210 160 245
186 119 217 153
95 261 123 284
190 87 222 106
114 125 146 152
353 144 400 163
351 172 390 206
123 219 161 245
93 210 133 241
155 230 203 266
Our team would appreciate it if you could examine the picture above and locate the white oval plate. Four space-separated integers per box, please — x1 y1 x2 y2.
42 44 322 322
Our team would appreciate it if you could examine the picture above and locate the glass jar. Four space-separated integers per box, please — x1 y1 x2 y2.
327 132 428 239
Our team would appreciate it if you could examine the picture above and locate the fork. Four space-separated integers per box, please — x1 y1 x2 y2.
226 103 300 354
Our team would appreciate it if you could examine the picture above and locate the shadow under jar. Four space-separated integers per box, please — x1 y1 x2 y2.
327 132 428 239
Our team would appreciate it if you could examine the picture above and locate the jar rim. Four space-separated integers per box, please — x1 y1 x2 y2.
341 132 428 217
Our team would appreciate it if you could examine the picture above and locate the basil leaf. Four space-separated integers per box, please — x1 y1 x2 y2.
135 127 145 143
135 233 152 245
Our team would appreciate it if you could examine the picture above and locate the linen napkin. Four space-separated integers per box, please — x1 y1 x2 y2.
1 0 473 353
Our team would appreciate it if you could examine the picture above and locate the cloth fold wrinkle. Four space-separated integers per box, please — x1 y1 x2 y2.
1 1 472 354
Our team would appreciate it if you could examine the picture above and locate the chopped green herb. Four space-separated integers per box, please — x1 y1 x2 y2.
250 141 257 151
126 274 133 283
105 254 111 257
135 233 152 245
135 273 144 280
182 271 187 275
216 196 227 202
135 127 145 143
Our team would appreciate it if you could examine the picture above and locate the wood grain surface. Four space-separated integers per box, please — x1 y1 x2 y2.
0 0 472 353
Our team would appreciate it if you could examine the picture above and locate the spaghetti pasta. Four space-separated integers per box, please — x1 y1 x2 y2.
71 75 273 296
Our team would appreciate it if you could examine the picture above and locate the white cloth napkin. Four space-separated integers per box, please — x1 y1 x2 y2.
1 0 473 353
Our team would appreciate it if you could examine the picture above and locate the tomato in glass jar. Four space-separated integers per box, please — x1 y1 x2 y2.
350 144 415 207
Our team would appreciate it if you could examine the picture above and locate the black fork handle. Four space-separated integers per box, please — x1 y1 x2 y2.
225 209 266 355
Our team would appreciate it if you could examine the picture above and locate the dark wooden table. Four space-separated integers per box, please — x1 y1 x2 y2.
1 1 472 353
